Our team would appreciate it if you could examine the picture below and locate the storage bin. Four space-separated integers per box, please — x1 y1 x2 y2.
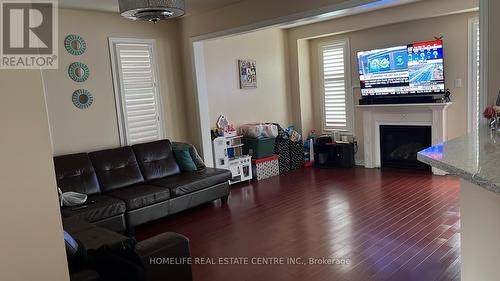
242 137 276 159
252 155 280 181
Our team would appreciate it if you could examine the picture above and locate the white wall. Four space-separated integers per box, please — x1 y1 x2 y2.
203 28 291 127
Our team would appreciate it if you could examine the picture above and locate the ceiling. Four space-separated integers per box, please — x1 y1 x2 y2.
59 0 247 15
58 0 444 29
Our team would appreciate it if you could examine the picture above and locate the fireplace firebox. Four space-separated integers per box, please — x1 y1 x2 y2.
380 125 431 170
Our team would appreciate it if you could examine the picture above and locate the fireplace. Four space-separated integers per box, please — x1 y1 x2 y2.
379 125 431 170
357 103 450 175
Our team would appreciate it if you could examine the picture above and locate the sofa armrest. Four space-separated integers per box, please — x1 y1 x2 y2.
136 232 193 281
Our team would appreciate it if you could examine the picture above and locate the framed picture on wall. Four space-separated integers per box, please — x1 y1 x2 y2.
238 59 257 89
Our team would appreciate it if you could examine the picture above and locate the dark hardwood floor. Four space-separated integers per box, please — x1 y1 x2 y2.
136 167 460 281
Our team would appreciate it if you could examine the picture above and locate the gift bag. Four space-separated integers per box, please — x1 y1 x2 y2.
273 123 291 174
275 138 290 174
289 140 304 170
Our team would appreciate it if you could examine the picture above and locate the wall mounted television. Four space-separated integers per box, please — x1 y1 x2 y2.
357 40 445 102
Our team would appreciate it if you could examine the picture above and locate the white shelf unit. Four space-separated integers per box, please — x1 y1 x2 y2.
212 135 252 184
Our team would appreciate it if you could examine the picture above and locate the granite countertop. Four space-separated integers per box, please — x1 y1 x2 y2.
418 127 500 194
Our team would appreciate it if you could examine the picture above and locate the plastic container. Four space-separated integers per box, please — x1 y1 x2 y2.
242 137 276 159
252 155 280 181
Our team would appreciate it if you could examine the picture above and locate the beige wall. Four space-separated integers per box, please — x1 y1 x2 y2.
181 0 369 39
287 0 478 137
297 39 315 135
0 70 69 281
179 0 477 153
485 0 500 105
180 0 381 151
45 2 478 156
0 2 487 280
44 9 187 156
307 12 477 161
203 28 291 127
461 179 500 281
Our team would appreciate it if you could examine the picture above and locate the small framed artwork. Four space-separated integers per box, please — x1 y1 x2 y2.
238 59 257 89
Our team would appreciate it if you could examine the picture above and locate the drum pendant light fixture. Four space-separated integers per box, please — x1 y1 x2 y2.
119 0 185 22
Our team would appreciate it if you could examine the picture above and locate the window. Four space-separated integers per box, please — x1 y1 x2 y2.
109 38 165 145
468 18 480 133
319 39 353 134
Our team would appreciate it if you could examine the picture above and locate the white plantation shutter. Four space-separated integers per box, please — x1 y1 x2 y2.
110 39 164 145
319 40 353 133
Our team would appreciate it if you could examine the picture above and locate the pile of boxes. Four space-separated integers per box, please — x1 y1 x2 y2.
242 137 280 181
242 129 305 181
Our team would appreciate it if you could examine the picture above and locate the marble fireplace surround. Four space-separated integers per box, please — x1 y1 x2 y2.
357 102 452 175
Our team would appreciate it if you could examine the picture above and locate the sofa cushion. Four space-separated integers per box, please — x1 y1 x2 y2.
89 146 144 192
107 184 170 211
151 168 232 198
132 140 180 181
54 153 101 195
61 194 126 223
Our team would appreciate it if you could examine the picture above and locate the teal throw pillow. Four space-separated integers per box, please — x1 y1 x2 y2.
172 142 206 170
173 147 198 172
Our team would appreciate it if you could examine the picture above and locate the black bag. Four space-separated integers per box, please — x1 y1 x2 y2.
273 123 291 174
289 140 304 170
87 239 145 281
275 138 291 174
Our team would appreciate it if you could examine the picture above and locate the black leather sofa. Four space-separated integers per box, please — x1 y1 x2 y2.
54 140 231 233
64 217 192 281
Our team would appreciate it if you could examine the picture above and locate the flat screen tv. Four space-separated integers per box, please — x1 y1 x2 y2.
357 40 445 97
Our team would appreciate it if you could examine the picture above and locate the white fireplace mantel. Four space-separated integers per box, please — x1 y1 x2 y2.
356 102 452 175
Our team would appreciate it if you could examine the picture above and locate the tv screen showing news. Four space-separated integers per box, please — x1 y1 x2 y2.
357 40 445 96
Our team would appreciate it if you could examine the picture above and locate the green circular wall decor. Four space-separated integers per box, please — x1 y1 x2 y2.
72 89 93 109
68 62 89 82
64 35 87 56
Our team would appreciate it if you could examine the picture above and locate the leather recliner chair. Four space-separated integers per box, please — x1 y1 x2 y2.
64 217 193 281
